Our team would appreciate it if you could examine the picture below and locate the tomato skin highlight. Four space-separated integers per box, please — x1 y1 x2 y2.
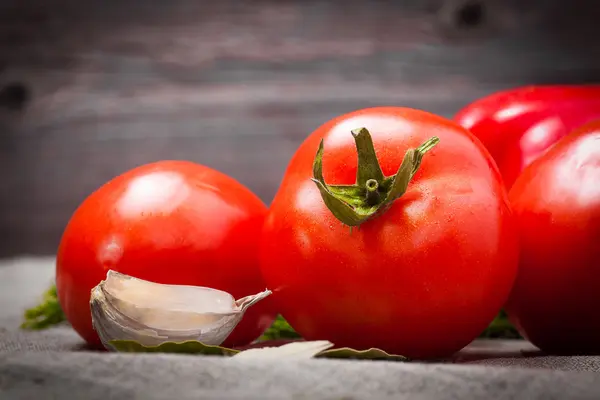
454 85 600 190
56 160 277 348
260 107 519 359
505 121 600 354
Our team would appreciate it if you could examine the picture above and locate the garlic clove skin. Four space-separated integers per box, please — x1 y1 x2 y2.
231 341 334 361
90 270 272 351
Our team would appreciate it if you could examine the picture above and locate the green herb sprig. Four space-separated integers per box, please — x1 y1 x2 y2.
21 285 67 330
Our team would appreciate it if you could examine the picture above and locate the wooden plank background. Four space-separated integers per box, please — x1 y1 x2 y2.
0 0 599 257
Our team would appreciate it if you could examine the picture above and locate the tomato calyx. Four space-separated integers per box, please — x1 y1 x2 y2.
311 127 440 227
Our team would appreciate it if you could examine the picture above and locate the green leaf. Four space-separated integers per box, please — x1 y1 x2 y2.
21 284 67 330
317 347 408 361
479 309 522 339
259 315 302 340
108 338 407 362
109 340 240 356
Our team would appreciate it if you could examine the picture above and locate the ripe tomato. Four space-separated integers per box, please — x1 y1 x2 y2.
454 85 600 190
505 121 600 354
260 107 519 359
56 161 277 348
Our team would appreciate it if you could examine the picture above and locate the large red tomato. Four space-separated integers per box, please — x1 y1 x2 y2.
56 161 277 348
505 121 600 354
260 107 519 359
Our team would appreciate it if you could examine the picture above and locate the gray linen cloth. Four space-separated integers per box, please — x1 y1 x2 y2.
1 257 600 400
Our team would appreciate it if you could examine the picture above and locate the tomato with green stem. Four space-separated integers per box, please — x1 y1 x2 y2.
260 107 519 359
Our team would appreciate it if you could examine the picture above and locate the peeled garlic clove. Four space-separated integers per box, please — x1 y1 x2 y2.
90 270 271 351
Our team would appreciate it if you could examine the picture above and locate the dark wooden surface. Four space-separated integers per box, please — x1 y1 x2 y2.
0 0 599 256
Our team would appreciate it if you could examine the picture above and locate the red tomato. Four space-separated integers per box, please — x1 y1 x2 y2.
454 85 600 189
505 121 600 354
56 161 277 348
260 107 519 359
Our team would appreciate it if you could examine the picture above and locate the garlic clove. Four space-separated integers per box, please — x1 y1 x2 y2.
89 270 272 351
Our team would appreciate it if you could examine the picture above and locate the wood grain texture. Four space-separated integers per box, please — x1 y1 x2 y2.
0 0 599 256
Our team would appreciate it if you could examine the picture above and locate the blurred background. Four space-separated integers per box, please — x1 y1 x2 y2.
1 0 599 258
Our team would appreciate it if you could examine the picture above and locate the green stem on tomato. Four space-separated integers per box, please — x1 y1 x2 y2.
311 127 440 227
364 179 381 205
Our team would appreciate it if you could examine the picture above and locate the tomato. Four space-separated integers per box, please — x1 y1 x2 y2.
56 160 277 348
505 121 600 354
260 107 519 359
454 85 600 190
